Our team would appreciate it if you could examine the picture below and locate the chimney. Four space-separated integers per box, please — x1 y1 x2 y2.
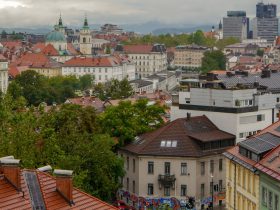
186 113 191 120
37 165 52 173
0 156 14 173
54 169 74 205
0 158 21 191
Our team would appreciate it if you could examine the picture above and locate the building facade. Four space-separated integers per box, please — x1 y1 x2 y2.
224 120 280 210
171 71 280 143
118 116 235 209
118 44 168 79
0 55 8 93
223 11 249 40
174 45 208 69
62 56 135 83
79 17 92 55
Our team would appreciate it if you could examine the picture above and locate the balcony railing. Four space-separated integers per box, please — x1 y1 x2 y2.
158 174 176 189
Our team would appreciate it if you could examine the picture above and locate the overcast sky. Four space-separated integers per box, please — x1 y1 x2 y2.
0 0 279 28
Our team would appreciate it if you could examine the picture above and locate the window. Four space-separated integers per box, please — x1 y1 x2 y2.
99 68 101 73
164 187 170 196
201 184 205 198
275 194 279 210
201 162 205 175
219 180 223 192
269 191 273 210
165 162 170 175
148 184 154 195
99 75 101 80
181 185 187 196
127 178 129 191
210 160 214 174
219 159 223 171
133 159 135 173
166 140 172 147
160 141 166 147
133 180 135 193
105 68 107 73
148 161 154 174
181 163 187 175
126 157 129 170
257 114 265 122
277 97 280 103
262 187 267 206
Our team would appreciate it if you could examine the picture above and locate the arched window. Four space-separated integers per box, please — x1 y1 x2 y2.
83 37 86 43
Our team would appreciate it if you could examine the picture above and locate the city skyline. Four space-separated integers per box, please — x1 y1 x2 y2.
0 0 279 28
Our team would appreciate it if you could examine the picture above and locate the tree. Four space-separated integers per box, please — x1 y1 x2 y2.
79 74 94 90
201 50 226 74
1 30 7 39
105 46 111 54
257 49 264 57
216 37 240 50
99 99 165 145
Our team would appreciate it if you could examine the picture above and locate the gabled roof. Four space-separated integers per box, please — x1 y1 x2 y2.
42 44 59 56
0 169 116 210
63 56 120 67
120 116 235 157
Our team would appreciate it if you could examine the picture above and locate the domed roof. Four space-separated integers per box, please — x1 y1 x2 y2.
46 31 66 42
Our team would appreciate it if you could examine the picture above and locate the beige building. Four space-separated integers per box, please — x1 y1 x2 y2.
0 55 8 93
119 44 167 79
118 115 235 209
174 45 208 69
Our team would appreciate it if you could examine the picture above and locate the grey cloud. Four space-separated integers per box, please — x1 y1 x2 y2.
0 0 279 28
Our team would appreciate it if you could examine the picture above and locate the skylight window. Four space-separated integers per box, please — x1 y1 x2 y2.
160 140 178 148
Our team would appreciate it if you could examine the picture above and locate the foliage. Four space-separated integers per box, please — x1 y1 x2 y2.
99 99 165 146
201 50 226 74
215 37 240 50
0 98 124 201
8 70 94 106
1 30 7 39
94 78 134 100
257 49 264 57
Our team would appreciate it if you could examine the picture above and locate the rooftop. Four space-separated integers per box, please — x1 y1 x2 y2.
120 115 235 157
63 56 121 67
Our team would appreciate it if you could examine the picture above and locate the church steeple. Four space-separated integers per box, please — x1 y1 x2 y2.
83 14 89 29
219 20 223 30
59 13 63 27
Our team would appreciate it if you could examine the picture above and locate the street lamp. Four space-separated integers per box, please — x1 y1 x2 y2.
211 174 214 210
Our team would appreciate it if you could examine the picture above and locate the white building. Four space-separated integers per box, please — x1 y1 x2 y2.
171 71 280 143
118 115 235 209
116 44 168 79
0 55 8 93
62 55 135 84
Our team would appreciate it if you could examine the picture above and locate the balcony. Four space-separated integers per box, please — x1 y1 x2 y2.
158 174 176 189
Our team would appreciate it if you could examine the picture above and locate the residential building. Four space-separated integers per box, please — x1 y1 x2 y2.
0 156 116 209
253 3 279 43
223 120 280 210
10 52 62 77
116 44 168 79
118 115 235 209
224 43 259 55
62 56 135 83
100 24 123 35
129 79 154 94
0 54 8 93
223 11 249 40
171 70 280 143
174 45 208 69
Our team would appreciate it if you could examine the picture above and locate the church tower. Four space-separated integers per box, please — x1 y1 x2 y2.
79 16 92 55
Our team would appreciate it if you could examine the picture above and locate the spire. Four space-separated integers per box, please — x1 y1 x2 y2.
83 14 89 29
59 13 63 27
219 20 222 30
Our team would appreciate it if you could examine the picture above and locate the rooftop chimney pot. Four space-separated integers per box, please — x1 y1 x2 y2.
54 169 74 205
38 165 52 173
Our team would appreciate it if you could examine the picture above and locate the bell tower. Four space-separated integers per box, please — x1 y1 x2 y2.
79 15 92 55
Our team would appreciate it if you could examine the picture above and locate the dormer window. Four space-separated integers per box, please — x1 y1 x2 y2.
160 140 178 147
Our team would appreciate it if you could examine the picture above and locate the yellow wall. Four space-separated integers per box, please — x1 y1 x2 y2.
31 67 62 77
225 158 259 210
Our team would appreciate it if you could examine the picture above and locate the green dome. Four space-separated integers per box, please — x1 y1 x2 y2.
46 31 66 42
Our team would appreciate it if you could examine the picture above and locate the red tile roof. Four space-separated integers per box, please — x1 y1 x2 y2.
42 44 59 56
2 41 22 49
0 169 116 210
123 45 153 54
66 97 105 113
276 36 280 46
32 42 46 52
63 56 120 67
67 43 79 55
8 65 20 77
0 54 7 62
120 116 235 157
16 52 61 69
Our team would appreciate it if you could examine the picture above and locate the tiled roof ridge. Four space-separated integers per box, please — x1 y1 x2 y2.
35 170 48 209
254 162 280 180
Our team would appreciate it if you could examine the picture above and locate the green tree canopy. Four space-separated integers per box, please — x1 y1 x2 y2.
201 50 226 74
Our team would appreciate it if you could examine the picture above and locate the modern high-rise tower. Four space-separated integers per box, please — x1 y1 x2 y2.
223 11 249 40
253 2 278 43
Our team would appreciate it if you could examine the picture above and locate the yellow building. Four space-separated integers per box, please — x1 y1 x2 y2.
224 150 259 210
224 120 280 210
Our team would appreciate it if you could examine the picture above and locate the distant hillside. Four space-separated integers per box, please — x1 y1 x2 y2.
152 25 214 35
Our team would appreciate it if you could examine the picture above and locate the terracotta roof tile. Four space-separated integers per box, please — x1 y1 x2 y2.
123 45 153 54
42 44 59 56
63 56 120 67
0 169 116 210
